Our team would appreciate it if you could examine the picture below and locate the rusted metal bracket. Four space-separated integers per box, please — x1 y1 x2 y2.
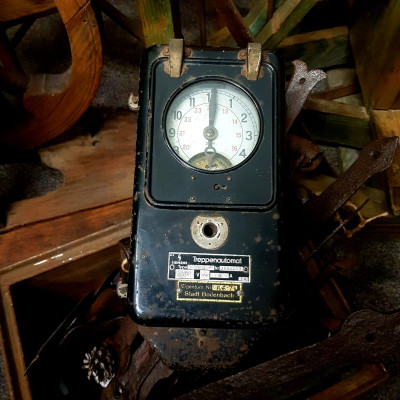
303 136 399 232
239 43 262 81
177 309 400 400
286 60 327 133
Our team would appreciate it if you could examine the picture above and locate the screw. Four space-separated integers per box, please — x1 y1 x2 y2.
191 176 196 181
189 196 196 202
227 176 232 181
226 197 232 203
177 287 182 293
237 290 243 296
238 49 246 60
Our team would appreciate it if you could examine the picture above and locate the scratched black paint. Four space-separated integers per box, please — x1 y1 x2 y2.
128 46 287 328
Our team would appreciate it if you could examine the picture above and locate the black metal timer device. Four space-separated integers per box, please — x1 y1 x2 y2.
128 39 286 328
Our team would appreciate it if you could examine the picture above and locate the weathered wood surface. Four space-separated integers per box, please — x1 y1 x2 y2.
0 0 55 22
0 200 131 279
136 0 174 47
2 112 136 232
255 0 319 49
301 97 371 148
0 0 103 149
371 110 400 215
309 364 388 400
212 0 253 47
276 26 351 74
0 208 130 400
207 1 269 46
349 0 400 110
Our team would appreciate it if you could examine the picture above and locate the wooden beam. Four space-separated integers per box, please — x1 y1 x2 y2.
276 26 351 74
371 110 400 215
255 0 320 49
301 98 371 148
207 1 269 46
349 0 400 110
2 113 136 232
212 0 253 47
136 0 175 47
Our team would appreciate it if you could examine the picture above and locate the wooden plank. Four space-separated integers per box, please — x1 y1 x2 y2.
0 199 131 276
136 0 175 47
276 26 351 74
0 203 130 399
301 97 371 148
255 0 319 49
212 0 253 47
0 0 54 22
371 110 400 215
310 364 388 400
2 113 136 232
207 1 269 46
349 0 400 110
310 82 360 101
0 287 32 400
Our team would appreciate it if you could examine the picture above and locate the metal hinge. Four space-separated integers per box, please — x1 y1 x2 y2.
162 38 191 78
239 42 263 81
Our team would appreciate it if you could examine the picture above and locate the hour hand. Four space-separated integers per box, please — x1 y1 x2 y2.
209 87 217 127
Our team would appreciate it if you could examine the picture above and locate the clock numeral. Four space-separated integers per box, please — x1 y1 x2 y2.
189 97 195 107
222 108 228 114
229 99 233 108
182 144 190 151
241 113 247 123
173 146 179 154
239 149 246 158
246 131 252 140
194 107 202 113
232 119 238 124
236 132 242 138
178 130 185 136
232 145 238 152
174 111 182 120
184 116 191 122
207 92 211 102
168 128 176 137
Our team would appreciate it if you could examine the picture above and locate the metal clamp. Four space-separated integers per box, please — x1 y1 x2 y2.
163 38 184 78
239 42 262 81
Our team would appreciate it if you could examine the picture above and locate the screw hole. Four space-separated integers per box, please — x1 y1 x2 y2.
299 77 306 84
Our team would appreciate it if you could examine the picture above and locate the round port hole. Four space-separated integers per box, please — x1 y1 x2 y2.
203 222 218 238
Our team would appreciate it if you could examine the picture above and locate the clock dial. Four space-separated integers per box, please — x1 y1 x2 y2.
165 80 261 171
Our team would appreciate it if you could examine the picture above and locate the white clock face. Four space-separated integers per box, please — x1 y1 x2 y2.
165 80 261 171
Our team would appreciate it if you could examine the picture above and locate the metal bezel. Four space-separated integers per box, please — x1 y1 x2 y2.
162 77 264 174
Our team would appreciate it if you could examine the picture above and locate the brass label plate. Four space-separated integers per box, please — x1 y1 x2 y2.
176 281 243 303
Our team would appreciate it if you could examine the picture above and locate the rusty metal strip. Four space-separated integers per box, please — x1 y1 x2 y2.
177 309 400 400
285 60 326 133
303 136 399 231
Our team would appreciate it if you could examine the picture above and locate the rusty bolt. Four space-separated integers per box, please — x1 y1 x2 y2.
162 46 169 56
238 49 246 60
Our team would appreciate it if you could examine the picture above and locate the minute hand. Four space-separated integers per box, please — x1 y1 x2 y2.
209 87 217 127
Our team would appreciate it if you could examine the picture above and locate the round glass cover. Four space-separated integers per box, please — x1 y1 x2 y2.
165 80 261 171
